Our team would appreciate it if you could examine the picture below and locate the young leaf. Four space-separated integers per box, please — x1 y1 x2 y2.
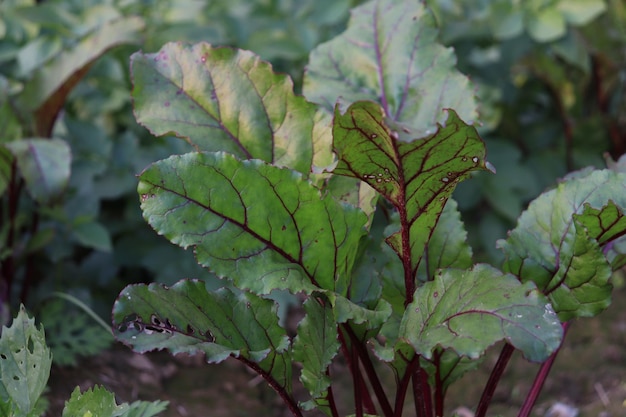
399 264 563 362
292 297 339 414
304 0 477 137
4 138 71 205
0 305 52 417
137 151 367 295
332 101 492 282
62 386 125 417
131 42 317 175
498 170 626 320
113 281 292 390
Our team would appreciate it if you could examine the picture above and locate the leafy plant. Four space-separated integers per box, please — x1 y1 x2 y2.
110 1 626 416
0 305 168 417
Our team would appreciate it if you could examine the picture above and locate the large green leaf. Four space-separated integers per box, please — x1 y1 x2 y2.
0 305 52 417
4 138 71 205
113 281 292 390
137 151 367 295
62 386 124 417
332 101 492 279
399 264 563 362
304 0 477 137
497 170 626 320
131 42 318 175
292 297 339 414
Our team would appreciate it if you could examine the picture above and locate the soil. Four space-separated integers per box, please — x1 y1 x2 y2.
45 286 626 417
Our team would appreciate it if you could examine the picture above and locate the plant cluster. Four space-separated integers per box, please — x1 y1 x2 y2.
109 1 626 417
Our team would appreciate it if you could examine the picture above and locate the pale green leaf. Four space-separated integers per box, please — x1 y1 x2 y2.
62 386 124 417
557 0 606 25
526 6 566 42
0 305 52 416
131 42 317 175
498 170 626 320
399 264 563 361
72 220 112 252
304 0 477 138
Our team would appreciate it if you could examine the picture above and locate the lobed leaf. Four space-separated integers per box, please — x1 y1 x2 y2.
113 281 292 390
399 264 563 362
332 101 492 278
498 170 626 320
304 0 477 137
61 386 124 417
4 138 71 205
0 305 52 416
137 151 367 295
131 42 318 175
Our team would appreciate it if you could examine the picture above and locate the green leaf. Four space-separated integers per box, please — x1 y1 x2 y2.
399 264 563 362
17 16 145 136
4 138 71 205
0 305 52 416
332 101 492 278
0 147 12 197
131 42 317 175
304 0 477 137
498 170 626 320
62 385 124 417
137 151 367 295
39 300 113 367
417 199 473 281
557 0 607 25
526 6 566 42
119 400 169 417
113 281 292 390
72 220 112 252
292 297 339 414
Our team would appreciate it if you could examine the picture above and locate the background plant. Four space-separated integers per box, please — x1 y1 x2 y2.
109 1 626 417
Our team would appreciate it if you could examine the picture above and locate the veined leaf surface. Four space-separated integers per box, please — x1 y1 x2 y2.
131 42 318 175
138 152 367 295
498 170 626 320
399 264 563 362
304 0 477 137
333 101 492 278
113 281 292 389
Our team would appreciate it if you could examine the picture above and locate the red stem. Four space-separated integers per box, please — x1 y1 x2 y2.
517 322 571 417
475 343 515 417
394 355 418 417
351 341 364 417
237 356 303 417
342 324 392 416
433 350 444 417
412 358 433 417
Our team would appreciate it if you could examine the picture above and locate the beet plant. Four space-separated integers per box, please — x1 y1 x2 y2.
112 1 626 416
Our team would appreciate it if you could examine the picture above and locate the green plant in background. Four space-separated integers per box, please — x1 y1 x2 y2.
111 1 626 416
0 305 168 417
426 0 626 262
0 0 366 367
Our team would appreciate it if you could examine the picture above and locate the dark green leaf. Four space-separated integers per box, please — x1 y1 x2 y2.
113 281 292 390
399 264 563 361
138 152 367 295
332 101 492 278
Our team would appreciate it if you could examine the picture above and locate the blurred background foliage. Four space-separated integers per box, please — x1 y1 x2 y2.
0 0 624 366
